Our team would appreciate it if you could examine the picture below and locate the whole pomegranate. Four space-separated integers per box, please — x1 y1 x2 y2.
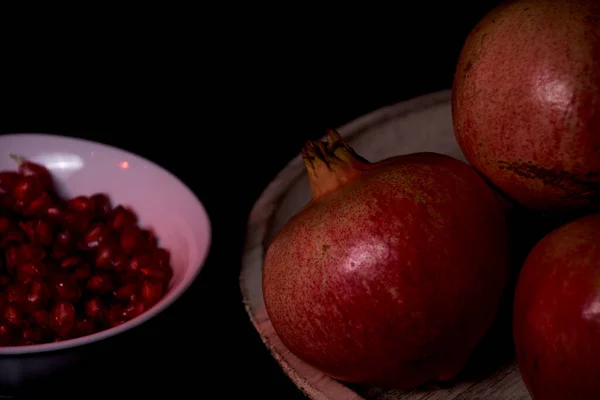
262 130 511 389
452 0 600 211
513 212 600 400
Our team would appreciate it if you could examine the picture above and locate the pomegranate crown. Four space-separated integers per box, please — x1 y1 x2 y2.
301 129 370 199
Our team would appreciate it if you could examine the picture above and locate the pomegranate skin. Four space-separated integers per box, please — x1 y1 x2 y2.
513 212 600 400
263 131 510 389
452 0 600 211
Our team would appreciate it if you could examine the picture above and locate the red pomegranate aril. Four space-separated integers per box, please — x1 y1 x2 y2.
4 304 22 326
0 171 19 194
122 301 146 320
67 196 93 214
27 280 50 310
140 266 171 282
79 224 107 251
56 230 72 246
115 282 139 302
60 256 82 269
19 243 46 262
4 247 20 272
72 318 96 337
141 280 163 305
106 303 126 328
12 176 44 204
110 206 137 232
16 261 47 283
127 253 151 275
155 248 171 268
2 230 25 247
63 213 89 234
49 301 75 337
74 263 92 281
95 244 114 269
0 275 10 287
0 216 10 233
31 309 49 328
46 206 65 223
120 225 141 255
34 220 53 245
52 274 81 302
24 192 53 218
0 325 11 346
50 243 70 260
22 327 43 344
14 158 54 192
85 297 104 320
6 283 27 305
87 275 113 293
91 193 112 218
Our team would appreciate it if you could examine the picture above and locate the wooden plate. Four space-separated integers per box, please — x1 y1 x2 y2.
240 90 531 400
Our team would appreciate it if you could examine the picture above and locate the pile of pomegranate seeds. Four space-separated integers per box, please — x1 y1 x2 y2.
0 156 173 346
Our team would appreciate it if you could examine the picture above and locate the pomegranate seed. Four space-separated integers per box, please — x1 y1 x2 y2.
50 243 70 260
79 224 107 251
27 280 50 310
19 243 46 262
140 266 172 282
95 244 114 269
64 213 89 234
46 206 65 223
91 193 112 218
22 327 43 343
122 301 146 320
67 196 93 214
15 158 54 192
128 254 151 275
2 230 25 247
34 220 53 245
110 206 137 231
12 176 44 204
87 275 113 293
85 297 104 320
16 261 47 283
56 230 72 246
60 256 82 269
115 282 139 302
4 304 22 326
141 280 163 305
6 283 28 305
5 246 20 272
0 216 11 233
52 274 81 302
31 309 49 328
120 225 141 255
0 275 11 287
72 318 96 337
155 248 171 268
110 252 127 273
49 301 75 337
24 192 53 217
0 171 20 194
0 325 12 346
74 263 92 281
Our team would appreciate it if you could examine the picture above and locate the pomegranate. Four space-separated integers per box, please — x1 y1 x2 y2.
0 155 174 346
513 212 600 400
262 129 511 389
452 0 600 211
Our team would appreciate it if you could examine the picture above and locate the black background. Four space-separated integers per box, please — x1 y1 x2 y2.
2 3 505 398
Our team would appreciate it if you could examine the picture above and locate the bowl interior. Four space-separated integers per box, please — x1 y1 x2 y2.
0 133 211 354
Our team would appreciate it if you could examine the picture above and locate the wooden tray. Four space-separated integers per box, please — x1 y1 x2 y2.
240 90 530 399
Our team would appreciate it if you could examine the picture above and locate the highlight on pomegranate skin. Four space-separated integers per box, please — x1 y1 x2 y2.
0 155 174 347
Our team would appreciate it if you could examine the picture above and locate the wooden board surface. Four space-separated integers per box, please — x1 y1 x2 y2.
240 90 531 399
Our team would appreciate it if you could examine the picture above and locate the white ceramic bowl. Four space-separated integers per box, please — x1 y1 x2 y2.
0 133 211 355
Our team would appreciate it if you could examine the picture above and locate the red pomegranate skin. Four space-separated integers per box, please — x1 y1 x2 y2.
513 212 600 400
263 131 510 389
452 0 600 211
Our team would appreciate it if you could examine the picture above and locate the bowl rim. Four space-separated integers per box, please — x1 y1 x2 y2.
0 132 212 355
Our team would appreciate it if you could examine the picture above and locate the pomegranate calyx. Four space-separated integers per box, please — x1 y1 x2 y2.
9 154 24 166
301 129 370 199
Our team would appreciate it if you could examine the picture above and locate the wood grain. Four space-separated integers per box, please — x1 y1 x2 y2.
240 90 531 400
